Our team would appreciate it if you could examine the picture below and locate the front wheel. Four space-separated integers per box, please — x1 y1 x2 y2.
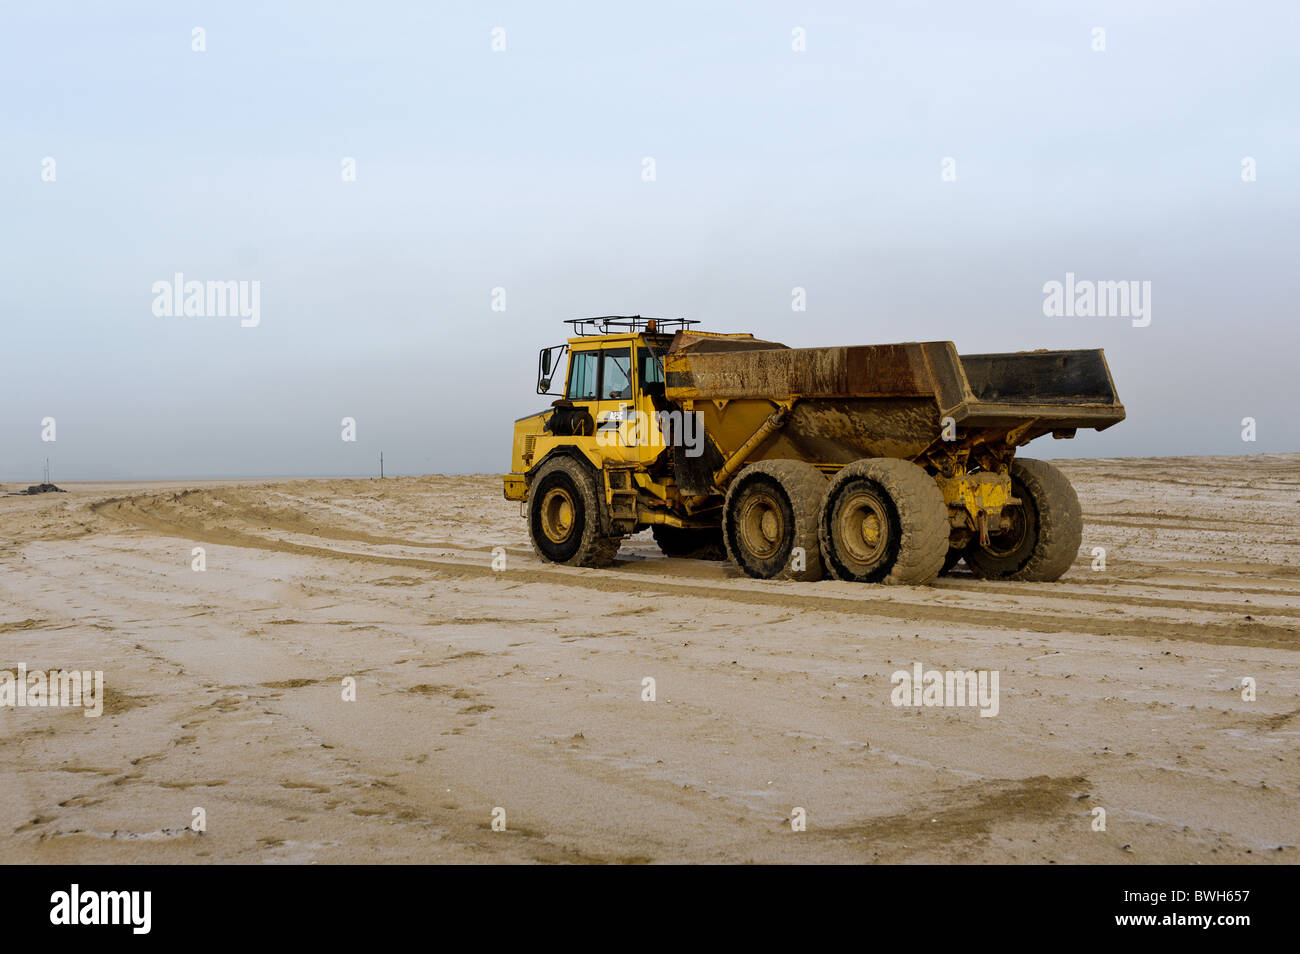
527 457 621 567
963 458 1081 582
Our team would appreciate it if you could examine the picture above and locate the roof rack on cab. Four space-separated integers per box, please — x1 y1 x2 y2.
563 315 700 337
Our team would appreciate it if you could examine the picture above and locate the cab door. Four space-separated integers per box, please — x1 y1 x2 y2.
553 347 599 441
593 346 639 462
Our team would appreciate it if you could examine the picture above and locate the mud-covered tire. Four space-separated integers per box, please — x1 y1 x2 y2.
964 458 1081 582
651 524 726 561
723 460 828 581
819 458 949 585
527 456 622 567
939 547 964 575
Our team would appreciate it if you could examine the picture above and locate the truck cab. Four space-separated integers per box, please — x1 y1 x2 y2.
503 316 687 502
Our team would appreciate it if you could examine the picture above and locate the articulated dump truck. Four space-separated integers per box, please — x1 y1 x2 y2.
504 316 1124 585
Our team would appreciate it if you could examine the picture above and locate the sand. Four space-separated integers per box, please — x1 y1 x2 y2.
0 455 1297 864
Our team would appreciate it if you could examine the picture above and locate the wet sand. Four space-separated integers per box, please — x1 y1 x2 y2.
0 455 1296 863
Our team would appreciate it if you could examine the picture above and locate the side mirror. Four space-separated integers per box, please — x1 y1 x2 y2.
537 344 567 395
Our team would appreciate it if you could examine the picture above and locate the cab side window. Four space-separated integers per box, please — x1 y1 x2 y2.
640 350 664 388
566 351 599 400
601 348 633 400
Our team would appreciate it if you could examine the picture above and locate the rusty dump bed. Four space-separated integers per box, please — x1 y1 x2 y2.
662 337 1124 464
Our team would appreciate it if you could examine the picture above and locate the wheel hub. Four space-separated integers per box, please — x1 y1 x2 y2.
838 489 889 565
738 491 785 559
540 487 576 543
979 502 1028 557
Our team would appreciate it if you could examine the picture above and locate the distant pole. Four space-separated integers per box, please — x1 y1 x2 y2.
380 452 384 479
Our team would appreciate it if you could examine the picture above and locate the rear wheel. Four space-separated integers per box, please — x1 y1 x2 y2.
651 524 726 560
964 458 1081 582
527 457 622 567
819 458 949 585
723 460 828 581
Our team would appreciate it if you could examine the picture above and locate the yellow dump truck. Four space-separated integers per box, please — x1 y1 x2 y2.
504 316 1124 585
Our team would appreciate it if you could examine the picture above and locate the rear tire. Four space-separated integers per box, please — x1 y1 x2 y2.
964 458 1081 582
723 460 828 581
819 458 949 585
527 457 622 567
651 524 726 560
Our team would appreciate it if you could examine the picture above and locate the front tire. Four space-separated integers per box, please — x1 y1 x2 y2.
527 457 621 567
963 458 1081 582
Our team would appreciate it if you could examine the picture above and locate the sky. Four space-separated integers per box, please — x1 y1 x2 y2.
2 0 1297 479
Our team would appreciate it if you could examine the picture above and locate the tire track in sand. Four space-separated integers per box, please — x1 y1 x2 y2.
90 490 1299 651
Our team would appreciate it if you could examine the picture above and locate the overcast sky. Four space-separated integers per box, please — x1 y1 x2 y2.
2 1 1297 480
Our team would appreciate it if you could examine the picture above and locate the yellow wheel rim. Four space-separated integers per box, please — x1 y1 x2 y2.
837 488 889 566
540 486 576 544
738 490 785 560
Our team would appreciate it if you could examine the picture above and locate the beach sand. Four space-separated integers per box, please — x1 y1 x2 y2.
1 455 1296 863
